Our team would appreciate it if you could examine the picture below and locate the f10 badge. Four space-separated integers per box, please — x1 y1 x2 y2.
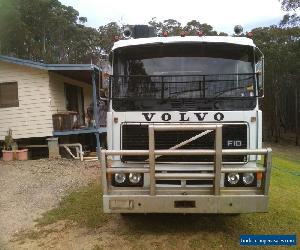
227 140 242 147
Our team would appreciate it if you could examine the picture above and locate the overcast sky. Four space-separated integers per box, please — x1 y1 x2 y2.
60 0 286 33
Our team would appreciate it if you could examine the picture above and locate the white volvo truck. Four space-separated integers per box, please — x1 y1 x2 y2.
101 25 272 214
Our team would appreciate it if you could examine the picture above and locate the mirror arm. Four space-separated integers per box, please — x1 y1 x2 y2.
99 96 109 101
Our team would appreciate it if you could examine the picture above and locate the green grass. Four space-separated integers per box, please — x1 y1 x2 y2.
32 148 300 249
240 154 300 234
36 183 110 228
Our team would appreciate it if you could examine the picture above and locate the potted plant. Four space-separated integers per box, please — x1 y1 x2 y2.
16 148 28 161
2 129 14 161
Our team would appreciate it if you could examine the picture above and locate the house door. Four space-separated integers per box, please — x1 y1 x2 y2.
65 83 84 125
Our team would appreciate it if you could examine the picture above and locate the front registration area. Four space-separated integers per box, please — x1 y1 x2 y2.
103 195 268 213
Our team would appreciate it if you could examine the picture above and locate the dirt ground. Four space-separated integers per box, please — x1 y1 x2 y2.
0 159 99 249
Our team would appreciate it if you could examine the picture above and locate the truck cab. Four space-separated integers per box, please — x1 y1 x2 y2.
101 26 272 214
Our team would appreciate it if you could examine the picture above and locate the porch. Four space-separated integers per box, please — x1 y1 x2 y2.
48 64 107 160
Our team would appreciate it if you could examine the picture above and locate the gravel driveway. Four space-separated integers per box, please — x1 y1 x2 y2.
0 159 99 248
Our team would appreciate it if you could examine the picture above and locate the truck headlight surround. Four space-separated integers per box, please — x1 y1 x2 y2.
242 173 255 185
225 172 257 187
227 173 240 185
114 173 126 184
129 173 142 184
112 173 144 187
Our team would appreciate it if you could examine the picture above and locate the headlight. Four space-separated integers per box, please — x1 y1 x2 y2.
243 173 255 185
112 173 144 187
114 173 126 184
227 173 240 185
129 173 142 184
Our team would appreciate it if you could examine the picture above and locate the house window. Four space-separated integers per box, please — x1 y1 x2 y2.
0 82 19 108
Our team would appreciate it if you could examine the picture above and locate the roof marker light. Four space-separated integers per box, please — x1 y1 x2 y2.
198 30 204 37
246 32 253 39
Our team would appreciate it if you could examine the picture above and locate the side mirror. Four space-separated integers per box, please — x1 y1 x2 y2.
99 71 111 101
99 88 109 101
256 57 264 98
258 87 264 97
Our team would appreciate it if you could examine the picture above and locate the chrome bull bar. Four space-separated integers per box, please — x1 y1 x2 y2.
101 124 272 196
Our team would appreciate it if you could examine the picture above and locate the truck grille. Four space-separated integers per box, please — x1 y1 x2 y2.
121 124 247 162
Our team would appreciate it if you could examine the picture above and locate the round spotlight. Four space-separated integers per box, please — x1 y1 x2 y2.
114 173 126 184
227 173 240 185
129 173 142 184
234 25 243 35
243 173 255 185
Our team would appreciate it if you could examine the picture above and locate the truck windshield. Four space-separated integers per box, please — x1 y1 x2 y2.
112 43 257 111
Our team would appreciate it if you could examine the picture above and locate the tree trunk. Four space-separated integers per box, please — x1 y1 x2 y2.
273 79 280 143
296 86 299 145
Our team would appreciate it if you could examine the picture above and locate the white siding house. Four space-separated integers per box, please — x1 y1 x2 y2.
0 55 100 141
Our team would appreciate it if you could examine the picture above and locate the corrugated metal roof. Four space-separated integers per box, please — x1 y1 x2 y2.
0 55 99 71
0 55 100 83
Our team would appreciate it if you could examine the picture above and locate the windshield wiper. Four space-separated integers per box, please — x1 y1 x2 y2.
213 86 253 98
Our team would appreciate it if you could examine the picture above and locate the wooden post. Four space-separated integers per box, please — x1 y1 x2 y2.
92 69 99 129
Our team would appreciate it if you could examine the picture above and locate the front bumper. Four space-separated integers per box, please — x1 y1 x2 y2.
101 124 272 214
103 194 268 213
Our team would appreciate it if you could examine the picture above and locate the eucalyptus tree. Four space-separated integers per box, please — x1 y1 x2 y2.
252 25 300 142
0 0 100 63
98 22 122 54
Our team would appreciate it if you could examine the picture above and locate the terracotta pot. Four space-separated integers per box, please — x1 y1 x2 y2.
16 149 28 161
2 150 14 161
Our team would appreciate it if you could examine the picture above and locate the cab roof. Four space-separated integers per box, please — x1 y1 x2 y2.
112 36 256 51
